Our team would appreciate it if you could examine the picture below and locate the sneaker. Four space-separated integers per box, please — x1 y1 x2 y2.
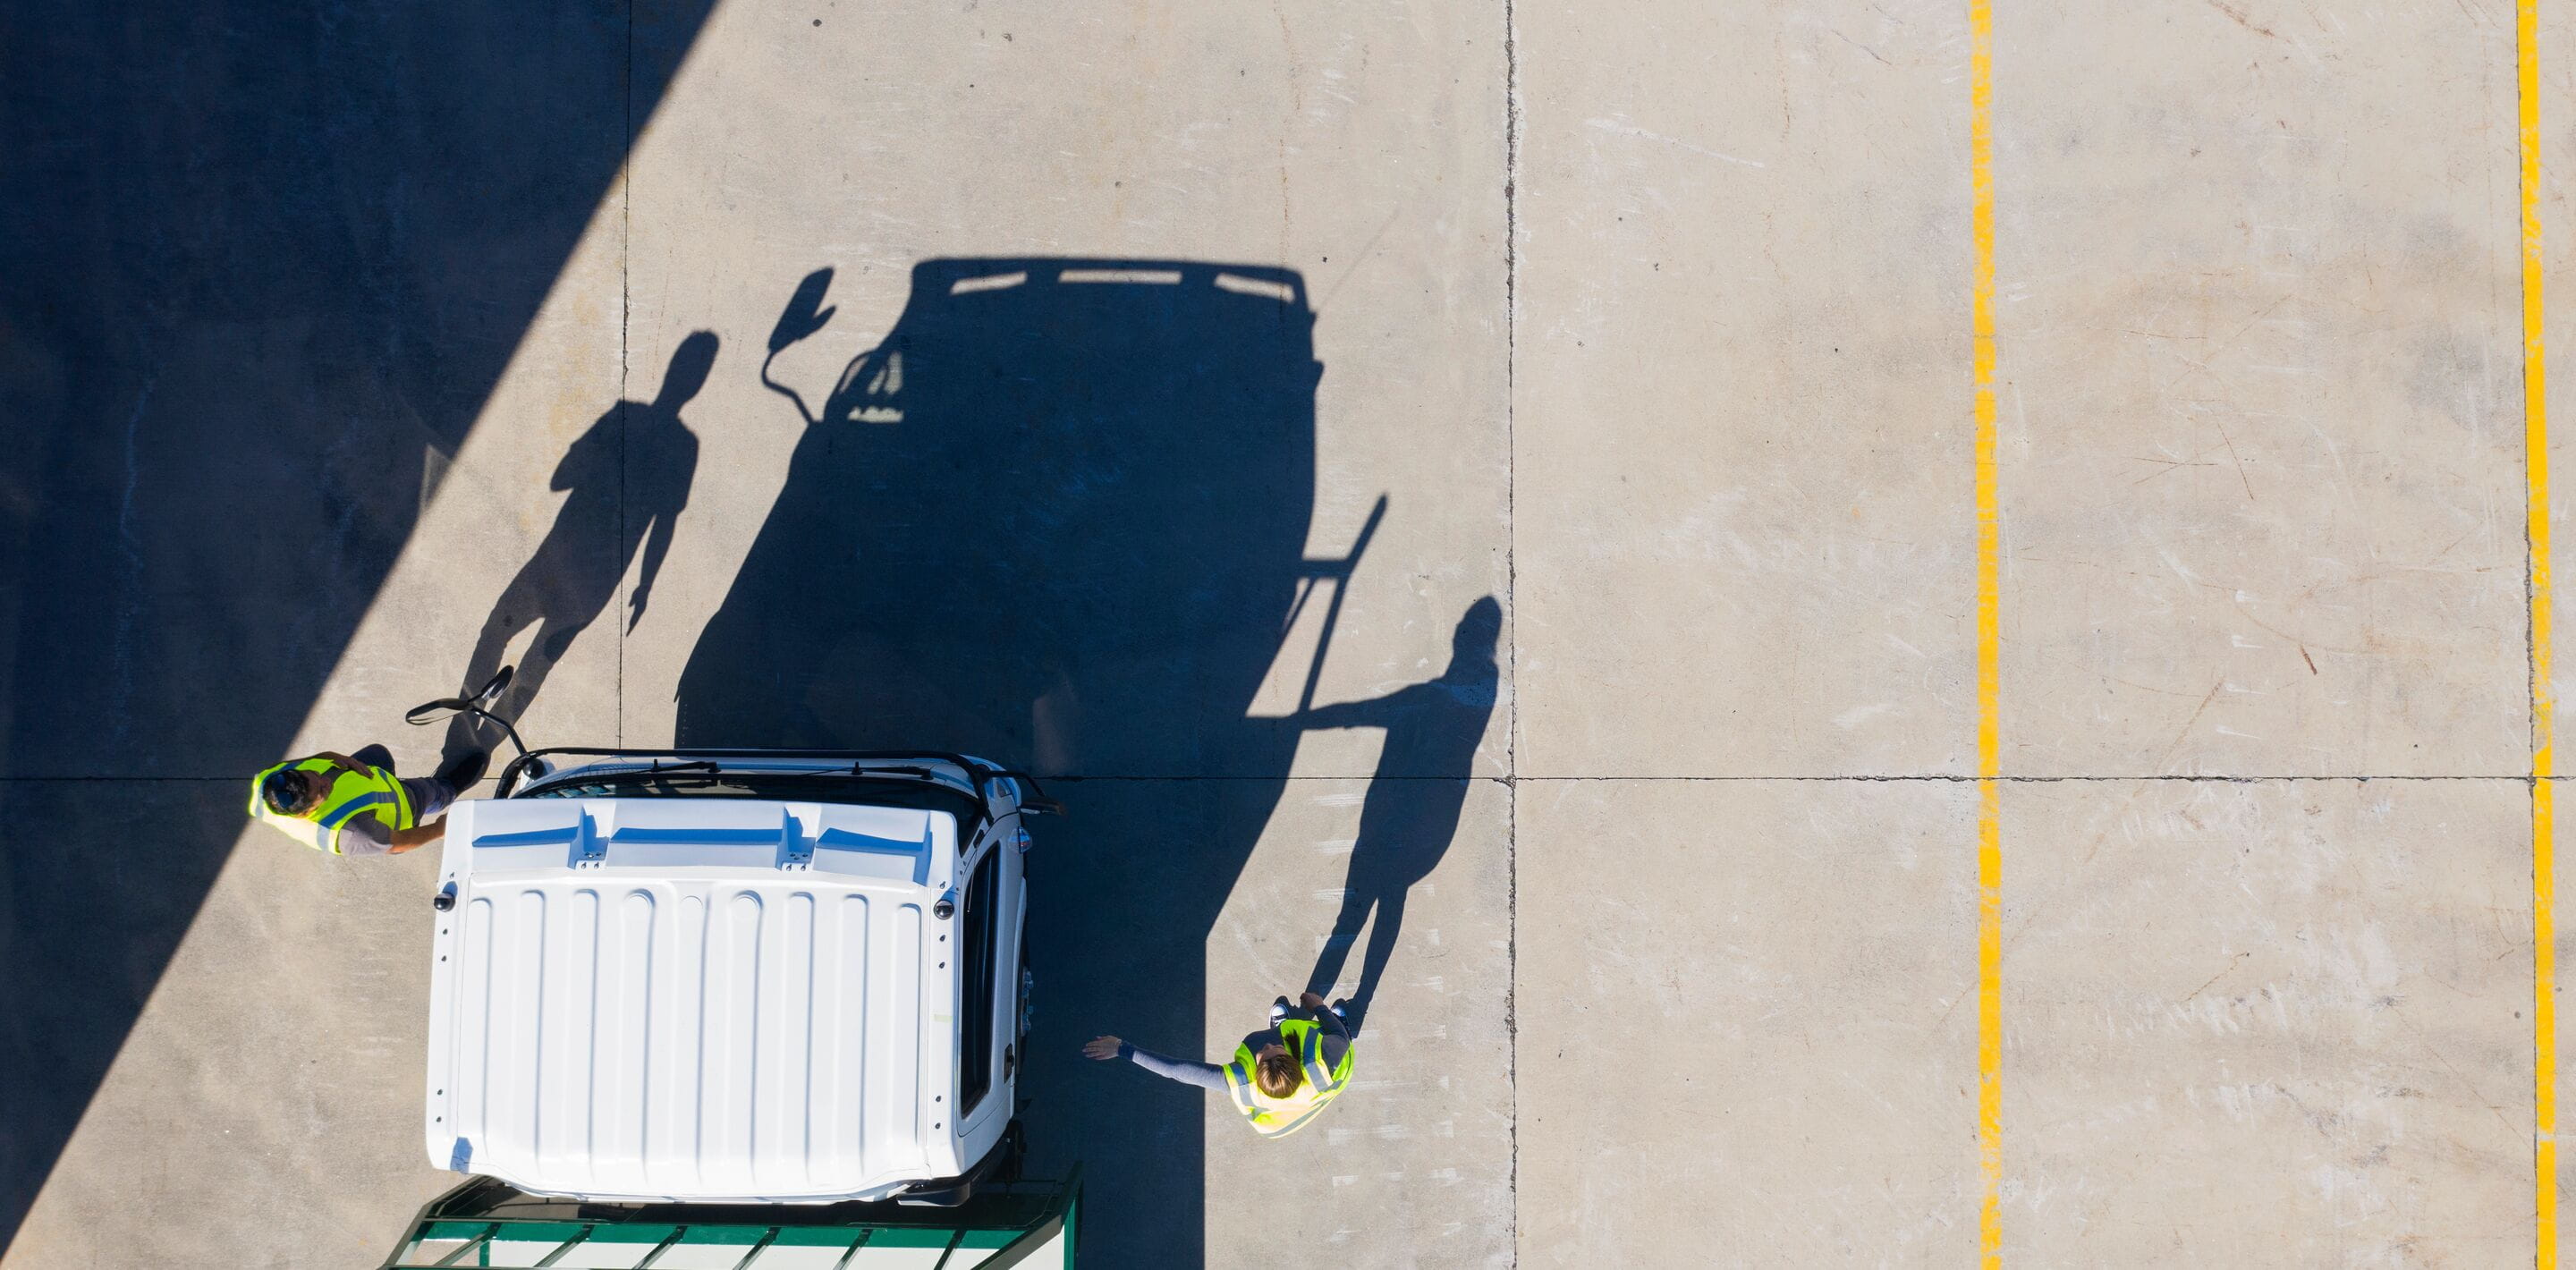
1328 998 1351 1023
1268 997 1291 1027
436 749 491 792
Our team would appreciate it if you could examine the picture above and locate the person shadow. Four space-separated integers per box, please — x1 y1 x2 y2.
452 332 711 752
1298 595 1501 1035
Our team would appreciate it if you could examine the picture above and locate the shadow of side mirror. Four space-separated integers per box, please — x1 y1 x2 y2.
403 665 531 764
404 665 513 725
402 697 471 725
770 267 837 353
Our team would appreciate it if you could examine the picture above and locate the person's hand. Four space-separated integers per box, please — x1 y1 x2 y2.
1082 1036 1124 1061
1299 992 1327 1011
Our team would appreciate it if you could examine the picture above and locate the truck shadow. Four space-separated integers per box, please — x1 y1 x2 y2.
674 259 1323 1267
0 0 716 1254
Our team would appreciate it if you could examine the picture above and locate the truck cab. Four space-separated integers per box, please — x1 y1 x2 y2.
421 749 1045 1206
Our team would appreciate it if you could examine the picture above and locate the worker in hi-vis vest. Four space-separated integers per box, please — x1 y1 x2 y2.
248 743 487 857
1086 992 1356 1138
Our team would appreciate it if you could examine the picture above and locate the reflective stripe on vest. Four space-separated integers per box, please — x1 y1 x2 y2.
248 757 414 854
1224 1017 1356 1139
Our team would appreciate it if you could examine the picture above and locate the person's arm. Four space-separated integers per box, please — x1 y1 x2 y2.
1296 700 1369 730
1297 683 1425 732
1083 1035 1228 1092
552 413 610 491
339 818 442 857
1296 993 1352 1090
1123 1044 1231 1092
311 751 362 775
333 817 390 857
629 511 677 631
1300 992 1351 1039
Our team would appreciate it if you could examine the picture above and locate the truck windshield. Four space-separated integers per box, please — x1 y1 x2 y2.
522 771 984 826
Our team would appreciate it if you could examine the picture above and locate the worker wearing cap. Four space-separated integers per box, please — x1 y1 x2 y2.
1085 992 1356 1138
248 744 487 857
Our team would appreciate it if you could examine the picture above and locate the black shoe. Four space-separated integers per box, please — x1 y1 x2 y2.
436 749 490 792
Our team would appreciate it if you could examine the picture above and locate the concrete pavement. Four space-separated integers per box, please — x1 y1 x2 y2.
2 0 2566 1266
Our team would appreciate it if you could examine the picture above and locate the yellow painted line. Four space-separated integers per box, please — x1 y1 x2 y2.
2522 0 2556 1260
1970 0 2002 1262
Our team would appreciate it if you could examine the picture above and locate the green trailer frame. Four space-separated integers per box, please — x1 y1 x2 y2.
377 1170 1078 1269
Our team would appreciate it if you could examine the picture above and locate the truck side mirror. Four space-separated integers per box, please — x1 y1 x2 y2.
985 770 1064 817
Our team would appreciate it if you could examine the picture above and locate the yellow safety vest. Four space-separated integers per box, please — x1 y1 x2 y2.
1221 1017 1354 1138
247 756 415 855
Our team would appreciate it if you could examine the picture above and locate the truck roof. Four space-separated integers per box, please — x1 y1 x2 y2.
424 792 968 1202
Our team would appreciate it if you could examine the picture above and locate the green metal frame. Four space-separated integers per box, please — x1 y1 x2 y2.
378 1170 1079 1269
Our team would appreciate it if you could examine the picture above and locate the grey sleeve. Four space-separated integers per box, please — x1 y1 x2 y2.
335 817 394 857
1120 1043 1230 1093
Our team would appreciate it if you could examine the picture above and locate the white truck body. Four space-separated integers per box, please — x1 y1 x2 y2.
422 754 1030 1205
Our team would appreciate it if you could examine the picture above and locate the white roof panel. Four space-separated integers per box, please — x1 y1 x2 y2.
424 797 966 1202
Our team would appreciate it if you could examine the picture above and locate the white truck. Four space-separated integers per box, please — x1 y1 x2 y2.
419 736 1055 1211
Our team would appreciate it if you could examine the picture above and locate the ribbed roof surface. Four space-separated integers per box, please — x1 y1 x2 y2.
425 798 962 1201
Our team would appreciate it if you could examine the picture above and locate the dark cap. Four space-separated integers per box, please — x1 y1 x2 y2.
261 769 321 816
